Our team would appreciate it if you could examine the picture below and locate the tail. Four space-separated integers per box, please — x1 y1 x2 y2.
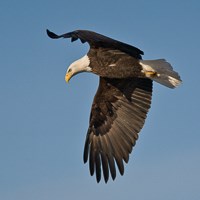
140 59 182 88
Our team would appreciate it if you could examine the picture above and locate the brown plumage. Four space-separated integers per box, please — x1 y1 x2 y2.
88 48 144 78
46 29 181 183
84 77 152 182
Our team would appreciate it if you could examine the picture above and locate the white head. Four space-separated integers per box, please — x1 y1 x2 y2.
65 55 92 82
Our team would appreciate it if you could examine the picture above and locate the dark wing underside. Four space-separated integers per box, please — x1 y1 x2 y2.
46 29 143 59
84 77 153 183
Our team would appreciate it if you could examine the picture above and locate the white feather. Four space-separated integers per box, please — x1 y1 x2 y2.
140 59 182 88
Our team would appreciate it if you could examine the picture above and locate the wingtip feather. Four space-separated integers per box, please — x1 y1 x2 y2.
46 29 60 39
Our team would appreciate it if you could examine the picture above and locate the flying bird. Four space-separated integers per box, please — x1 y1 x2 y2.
46 29 182 183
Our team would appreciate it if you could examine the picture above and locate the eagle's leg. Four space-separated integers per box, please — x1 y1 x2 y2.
144 71 158 78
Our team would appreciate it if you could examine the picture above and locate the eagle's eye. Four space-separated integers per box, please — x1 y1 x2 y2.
68 68 72 73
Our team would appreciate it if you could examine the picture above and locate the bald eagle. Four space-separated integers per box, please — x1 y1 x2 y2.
46 29 181 183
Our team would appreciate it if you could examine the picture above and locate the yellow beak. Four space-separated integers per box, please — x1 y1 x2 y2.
65 72 72 83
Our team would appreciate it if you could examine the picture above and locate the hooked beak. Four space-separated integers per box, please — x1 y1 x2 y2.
65 72 72 83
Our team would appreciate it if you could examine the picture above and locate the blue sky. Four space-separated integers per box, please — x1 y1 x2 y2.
0 0 200 199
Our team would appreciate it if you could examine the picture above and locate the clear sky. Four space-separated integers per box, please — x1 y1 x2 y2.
0 0 200 199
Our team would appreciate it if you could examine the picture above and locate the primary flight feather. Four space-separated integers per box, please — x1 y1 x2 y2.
46 29 181 183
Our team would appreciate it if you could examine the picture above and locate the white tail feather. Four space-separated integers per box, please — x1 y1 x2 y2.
140 59 182 88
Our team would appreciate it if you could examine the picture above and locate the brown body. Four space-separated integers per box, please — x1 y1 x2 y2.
88 48 144 78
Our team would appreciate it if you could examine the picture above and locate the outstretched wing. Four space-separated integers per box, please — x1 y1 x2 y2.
46 29 143 59
84 77 153 183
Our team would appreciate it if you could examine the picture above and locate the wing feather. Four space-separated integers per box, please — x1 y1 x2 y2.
84 77 152 182
101 135 116 181
46 29 143 59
